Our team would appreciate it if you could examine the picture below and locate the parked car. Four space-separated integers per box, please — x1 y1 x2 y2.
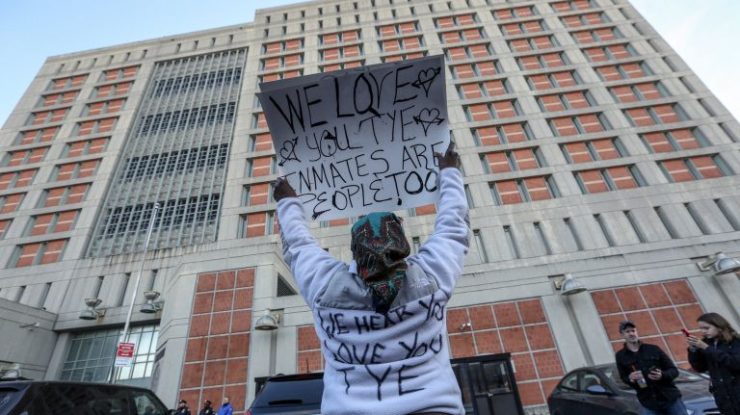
247 373 322 415
547 364 720 415
0 379 171 415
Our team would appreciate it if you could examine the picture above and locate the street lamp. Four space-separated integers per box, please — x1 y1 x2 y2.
696 252 740 276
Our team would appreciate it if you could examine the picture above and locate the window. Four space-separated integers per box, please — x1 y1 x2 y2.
259 69 303 83
76 117 117 136
249 133 274 152
28 108 70 125
262 38 304 54
261 53 304 71
571 27 622 43
26 210 79 236
472 122 533 145
499 20 547 35
320 45 363 61
575 165 644 193
84 99 126 116
490 176 559 205
640 128 708 153
101 65 139 82
582 44 636 62
2 147 48 167
492 6 536 20
560 12 608 28
53 160 101 181
659 155 731 182
527 71 582 91
561 138 626 163
551 0 595 12
320 30 361 45
595 62 653 81
465 100 521 121
380 36 425 52
39 184 90 207
49 74 88 90
243 182 272 206
0 219 11 239
537 90 595 111
12 239 67 267
438 28 485 44
377 21 419 37
481 147 544 173
451 60 501 78
0 193 25 213
382 52 427 63
434 13 478 29
320 60 365 72
64 137 109 157
239 211 278 237
517 52 568 70
15 127 59 145
445 44 494 61
94 81 133 98
549 113 610 136
0 169 37 190
508 35 558 52
623 104 688 127
39 91 79 107
457 79 510 99
246 156 276 177
609 82 668 103
60 325 159 383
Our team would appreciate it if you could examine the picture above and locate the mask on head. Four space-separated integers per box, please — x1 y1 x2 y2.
351 212 410 313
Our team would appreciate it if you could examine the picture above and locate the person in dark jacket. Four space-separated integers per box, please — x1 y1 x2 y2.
198 400 216 415
175 399 192 415
615 320 688 415
687 312 740 415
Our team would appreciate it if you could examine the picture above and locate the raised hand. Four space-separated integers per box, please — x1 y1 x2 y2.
273 177 297 201
435 142 461 170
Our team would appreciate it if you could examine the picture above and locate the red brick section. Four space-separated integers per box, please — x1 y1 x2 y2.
447 298 564 408
591 279 704 368
179 268 255 414
296 325 324 373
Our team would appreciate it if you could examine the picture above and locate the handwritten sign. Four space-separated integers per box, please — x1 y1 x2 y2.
257 55 449 221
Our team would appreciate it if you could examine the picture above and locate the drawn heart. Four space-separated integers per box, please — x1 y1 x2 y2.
418 107 440 122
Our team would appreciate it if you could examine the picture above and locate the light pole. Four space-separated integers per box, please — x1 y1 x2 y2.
110 202 160 384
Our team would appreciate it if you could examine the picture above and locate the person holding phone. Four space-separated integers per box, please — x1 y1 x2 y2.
687 312 740 415
615 320 688 415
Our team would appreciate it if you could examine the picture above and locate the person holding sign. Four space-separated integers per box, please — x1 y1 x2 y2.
274 143 468 415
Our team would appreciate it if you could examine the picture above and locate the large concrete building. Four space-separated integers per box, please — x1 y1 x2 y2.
1 0 739 413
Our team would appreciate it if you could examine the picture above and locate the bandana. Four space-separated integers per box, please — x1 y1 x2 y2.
351 212 410 313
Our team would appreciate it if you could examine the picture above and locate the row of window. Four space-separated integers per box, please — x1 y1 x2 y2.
47 66 137 92
151 68 242 97
121 144 228 181
138 103 235 135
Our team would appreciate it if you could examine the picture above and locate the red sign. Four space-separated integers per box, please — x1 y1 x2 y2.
115 342 136 367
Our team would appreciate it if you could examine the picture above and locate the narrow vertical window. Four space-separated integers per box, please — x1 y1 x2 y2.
503 225 520 258
624 210 646 243
564 218 583 250
534 222 552 254
684 203 710 235
594 214 615 246
654 206 678 239
473 229 489 263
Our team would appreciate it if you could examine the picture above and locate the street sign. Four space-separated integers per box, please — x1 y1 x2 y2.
115 342 136 367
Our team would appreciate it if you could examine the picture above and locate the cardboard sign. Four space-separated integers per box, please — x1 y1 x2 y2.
114 342 135 367
257 55 449 221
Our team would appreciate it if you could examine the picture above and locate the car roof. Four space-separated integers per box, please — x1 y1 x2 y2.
0 380 157 393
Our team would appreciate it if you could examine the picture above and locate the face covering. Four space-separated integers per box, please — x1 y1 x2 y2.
350 212 410 313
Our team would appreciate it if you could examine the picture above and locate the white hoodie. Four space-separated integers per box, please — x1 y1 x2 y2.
277 168 469 415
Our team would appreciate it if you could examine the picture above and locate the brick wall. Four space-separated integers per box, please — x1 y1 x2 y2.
179 268 255 414
591 278 704 368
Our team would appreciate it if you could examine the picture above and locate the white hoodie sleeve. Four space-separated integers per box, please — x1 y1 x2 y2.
276 197 346 305
408 168 470 297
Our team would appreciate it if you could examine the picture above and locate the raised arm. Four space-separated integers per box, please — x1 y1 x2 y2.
274 178 345 305
408 143 470 296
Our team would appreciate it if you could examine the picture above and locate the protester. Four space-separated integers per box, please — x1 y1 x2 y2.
615 320 688 415
687 312 740 415
198 399 215 415
273 143 469 415
174 400 191 415
216 397 233 415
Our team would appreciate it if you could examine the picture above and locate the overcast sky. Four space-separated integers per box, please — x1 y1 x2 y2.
1 0 738 127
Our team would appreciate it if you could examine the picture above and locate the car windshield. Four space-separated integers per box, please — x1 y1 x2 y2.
599 366 704 390
252 377 323 407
